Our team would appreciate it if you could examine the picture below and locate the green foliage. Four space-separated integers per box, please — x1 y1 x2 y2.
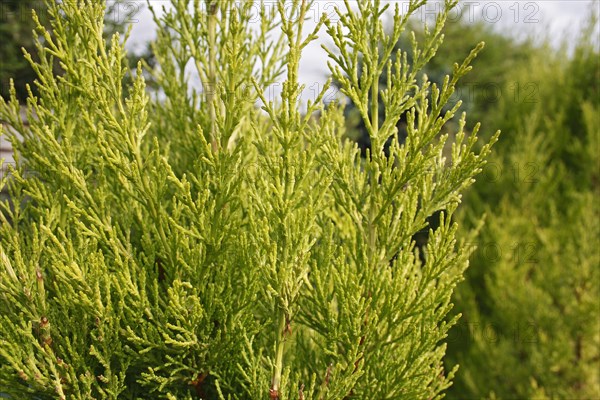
0 0 51 102
446 11 600 400
0 0 152 103
340 9 535 158
0 0 496 398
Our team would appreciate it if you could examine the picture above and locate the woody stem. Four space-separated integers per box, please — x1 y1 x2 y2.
207 0 218 152
271 310 287 396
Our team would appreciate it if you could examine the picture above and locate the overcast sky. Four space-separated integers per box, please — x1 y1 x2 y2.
126 1 598 44
122 0 599 103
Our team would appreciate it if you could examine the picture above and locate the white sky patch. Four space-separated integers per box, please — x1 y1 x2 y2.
121 0 598 105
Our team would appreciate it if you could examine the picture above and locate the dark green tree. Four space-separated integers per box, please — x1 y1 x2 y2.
0 1 154 103
0 1 51 102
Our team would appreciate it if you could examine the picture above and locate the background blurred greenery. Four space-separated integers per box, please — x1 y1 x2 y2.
0 0 155 103
444 11 599 399
0 1 51 102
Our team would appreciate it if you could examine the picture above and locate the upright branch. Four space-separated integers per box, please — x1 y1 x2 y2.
0 0 500 398
207 0 218 152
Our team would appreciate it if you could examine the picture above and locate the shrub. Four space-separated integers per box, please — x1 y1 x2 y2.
0 0 496 398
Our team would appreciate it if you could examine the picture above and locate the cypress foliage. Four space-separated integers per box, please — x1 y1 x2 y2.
334 13 535 261
0 0 497 398
446 12 600 400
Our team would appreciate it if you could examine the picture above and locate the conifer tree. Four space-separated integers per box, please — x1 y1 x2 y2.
446 12 600 399
0 0 497 398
